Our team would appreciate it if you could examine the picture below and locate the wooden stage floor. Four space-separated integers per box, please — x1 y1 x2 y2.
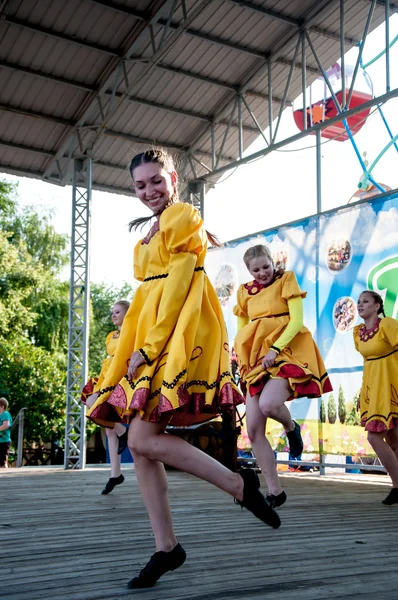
1 465 398 600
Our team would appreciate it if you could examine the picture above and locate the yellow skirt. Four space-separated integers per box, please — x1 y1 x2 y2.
235 316 332 399
88 274 242 427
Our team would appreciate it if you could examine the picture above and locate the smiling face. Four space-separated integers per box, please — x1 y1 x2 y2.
247 255 274 285
111 303 128 328
132 162 177 215
357 292 381 321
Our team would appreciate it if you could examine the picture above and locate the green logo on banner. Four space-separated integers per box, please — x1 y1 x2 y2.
368 256 398 319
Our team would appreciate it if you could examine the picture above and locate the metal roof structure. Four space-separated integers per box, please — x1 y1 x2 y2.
0 0 395 199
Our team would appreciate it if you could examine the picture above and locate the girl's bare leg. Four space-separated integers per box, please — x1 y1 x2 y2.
246 392 283 496
385 426 398 462
368 430 398 487
106 427 122 478
258 378 295 431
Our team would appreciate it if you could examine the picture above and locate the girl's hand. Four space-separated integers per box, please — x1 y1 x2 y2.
128 351 145 380
262 349 277 369
86 392 99 409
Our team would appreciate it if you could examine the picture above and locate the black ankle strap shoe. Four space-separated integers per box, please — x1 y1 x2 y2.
101 474 124 495
236 468 281 529
127 543 186 589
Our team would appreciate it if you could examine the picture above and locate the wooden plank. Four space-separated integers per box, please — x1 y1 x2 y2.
1 467 398 599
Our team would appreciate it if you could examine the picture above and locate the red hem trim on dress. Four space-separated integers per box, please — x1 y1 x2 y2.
89 381 242 426
248 364 332 399
362 416 398 432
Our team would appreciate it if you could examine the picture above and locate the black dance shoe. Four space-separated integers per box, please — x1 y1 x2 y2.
127 543 186 589
101 474 124 495
382 488 398 505
286 421 303 458
235 468 281 529
117 429 128 455
266 490 287 508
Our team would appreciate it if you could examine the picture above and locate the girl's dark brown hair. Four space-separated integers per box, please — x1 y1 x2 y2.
243 245 285 277
128 148 221 246
359 290 386 317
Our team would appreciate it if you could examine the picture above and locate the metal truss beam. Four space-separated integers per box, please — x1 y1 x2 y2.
227 0 359 46
372 0 398 12
40 0 231 180
0 161 135 196
90 0 359 46
103 129 235 162
153 62 287 100
0 96 259 140
65 158 92 469
2 10 320 79
198 86 398 182
0 136 127 171
184 0 337 160
0 57 283 107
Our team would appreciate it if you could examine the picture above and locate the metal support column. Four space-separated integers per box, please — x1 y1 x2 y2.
188 179 205 218
64 158 92 469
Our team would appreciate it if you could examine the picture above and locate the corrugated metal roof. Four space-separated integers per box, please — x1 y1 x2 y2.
0 0 393 196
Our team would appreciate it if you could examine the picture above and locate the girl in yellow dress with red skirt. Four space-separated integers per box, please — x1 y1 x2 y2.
86 148 281 590
233 245 332 508
82 301 130 494
354 290 398 505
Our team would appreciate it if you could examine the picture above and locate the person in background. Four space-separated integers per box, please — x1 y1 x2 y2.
354 290 398 506
233 244 332 508
0 397 13 468
82 301 130 494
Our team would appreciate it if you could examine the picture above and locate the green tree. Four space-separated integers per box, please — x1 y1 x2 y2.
319 397 326 423
346 391 361 426
327 392 337 424
338 384 346 424
0 180 69 444
0 336 66 443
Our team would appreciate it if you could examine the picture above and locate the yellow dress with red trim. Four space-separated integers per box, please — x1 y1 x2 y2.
353 317 398 432
81 331 120 403
87 202 242 427
233 271 332 398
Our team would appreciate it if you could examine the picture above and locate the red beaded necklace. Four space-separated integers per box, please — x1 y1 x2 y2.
359 317 381 342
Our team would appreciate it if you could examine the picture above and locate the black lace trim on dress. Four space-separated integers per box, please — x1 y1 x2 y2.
97 385 116 397
143 266 206 283
144 273 168 282
366 348 398 361
139 348 152 366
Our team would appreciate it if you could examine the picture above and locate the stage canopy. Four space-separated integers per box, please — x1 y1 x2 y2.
0 0 394 198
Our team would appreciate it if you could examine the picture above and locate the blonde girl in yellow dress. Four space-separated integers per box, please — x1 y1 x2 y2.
234 245 332 508
354 290 398 505
86 148 281 589
82 301 130 494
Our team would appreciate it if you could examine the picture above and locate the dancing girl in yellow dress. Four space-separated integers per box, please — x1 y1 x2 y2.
354 290 398 505
82 301 130 494
86 148 281 589
234 245 332 508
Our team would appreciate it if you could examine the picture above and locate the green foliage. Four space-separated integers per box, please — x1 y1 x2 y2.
346 391 361 426
338 384 346 424
0 335 67 443
319 397 326 423
0 179 69 443
89 282 135 377
327 392 337 424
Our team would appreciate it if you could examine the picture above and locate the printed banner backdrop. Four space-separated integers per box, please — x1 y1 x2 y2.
206 193 398 460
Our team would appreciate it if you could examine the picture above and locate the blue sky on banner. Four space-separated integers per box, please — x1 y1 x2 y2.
2 16 398 286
